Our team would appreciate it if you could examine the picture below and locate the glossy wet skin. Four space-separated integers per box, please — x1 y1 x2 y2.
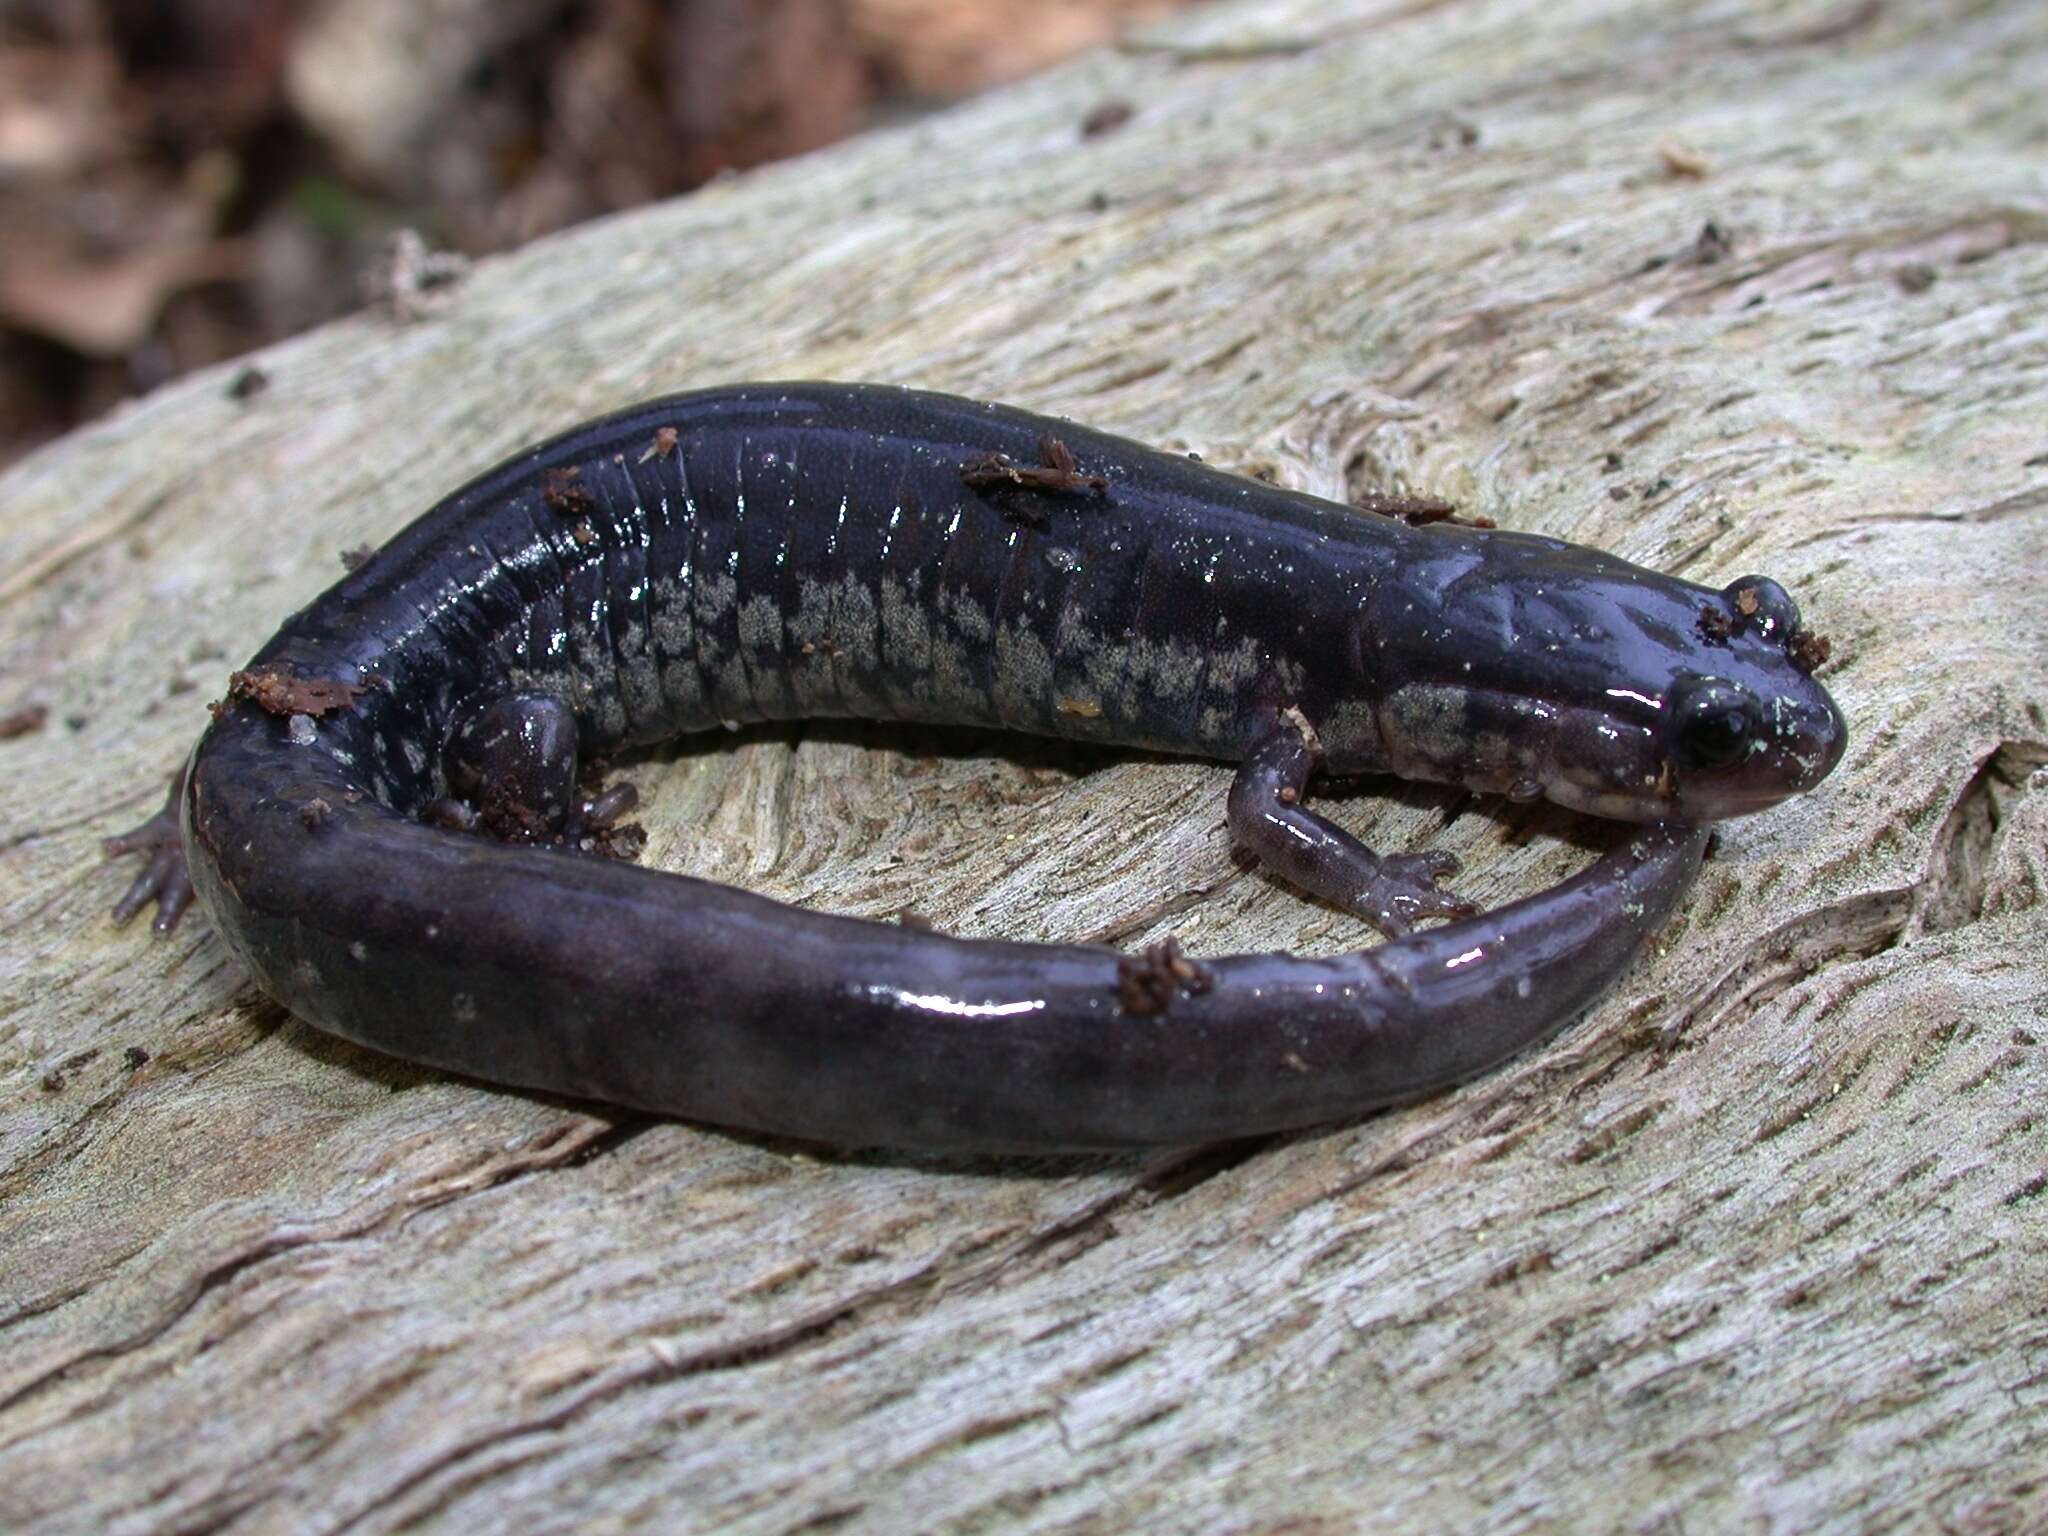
110 384 1846 1152
1349 534 1845 823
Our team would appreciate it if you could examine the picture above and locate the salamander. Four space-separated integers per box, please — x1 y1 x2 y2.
106 383 1846 1152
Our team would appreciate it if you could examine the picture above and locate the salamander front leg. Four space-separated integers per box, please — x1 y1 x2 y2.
426 691 581 839
1228 719 1476 939
104 769 194 935
425 691 642 851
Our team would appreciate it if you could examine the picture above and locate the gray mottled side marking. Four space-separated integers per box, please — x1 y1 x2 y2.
939 583 993 643
725 433 780 723
559 555 630 744
788 571 886 719
992 620 1055 729
609 461 667 739
645 573 711 729
879 573 982 723
1317 699 1385 771
737 593 792 713
658 443 718 731
692 569 752 723
1380 682 1510 784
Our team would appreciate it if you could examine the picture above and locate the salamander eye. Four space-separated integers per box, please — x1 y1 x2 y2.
1674 685 1759 770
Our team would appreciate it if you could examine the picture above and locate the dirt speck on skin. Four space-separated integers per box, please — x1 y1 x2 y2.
541 466 596 517
1791 629 1833 673
640 426 680 463
339 544 375 572
589 819 647 862
218 664 365 718
1117 934 1214 1016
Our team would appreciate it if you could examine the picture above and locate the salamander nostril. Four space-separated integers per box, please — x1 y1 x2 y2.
1796 694 1850 786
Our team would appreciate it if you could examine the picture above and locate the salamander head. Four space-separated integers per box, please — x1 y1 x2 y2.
1355 543 1847 824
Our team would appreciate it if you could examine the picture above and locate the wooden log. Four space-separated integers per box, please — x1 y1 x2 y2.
2 0 2042 1530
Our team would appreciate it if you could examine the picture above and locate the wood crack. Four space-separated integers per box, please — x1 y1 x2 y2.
1669 738 2044 1044
1913 740 2045 935
326 1140 1284 1528
0 1116 643 1415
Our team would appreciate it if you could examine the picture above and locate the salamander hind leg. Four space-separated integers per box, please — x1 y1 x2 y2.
1228 716 1477 940
428 691 644 855
105 769 194 935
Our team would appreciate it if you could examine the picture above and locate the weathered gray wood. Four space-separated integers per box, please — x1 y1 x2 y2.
2 0 2044 1530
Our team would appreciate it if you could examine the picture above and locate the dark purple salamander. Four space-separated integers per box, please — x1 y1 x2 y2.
107 383 1845 1152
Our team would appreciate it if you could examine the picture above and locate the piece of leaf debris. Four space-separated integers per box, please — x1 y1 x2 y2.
0 703 49 739
961 435 1110 503
39 1047 99 1092
1082 100 1135 138
1690 221 1733 265
227 364 269 401
1353 489 1495 529
220 664 365 718
362 229 470 322
1658 140 1711 178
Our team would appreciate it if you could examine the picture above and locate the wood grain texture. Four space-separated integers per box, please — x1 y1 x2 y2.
3 0 2044 1530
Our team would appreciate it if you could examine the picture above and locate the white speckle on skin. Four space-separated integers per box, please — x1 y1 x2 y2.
452 993 478 1024
287 714 316 746
349 941 368 962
